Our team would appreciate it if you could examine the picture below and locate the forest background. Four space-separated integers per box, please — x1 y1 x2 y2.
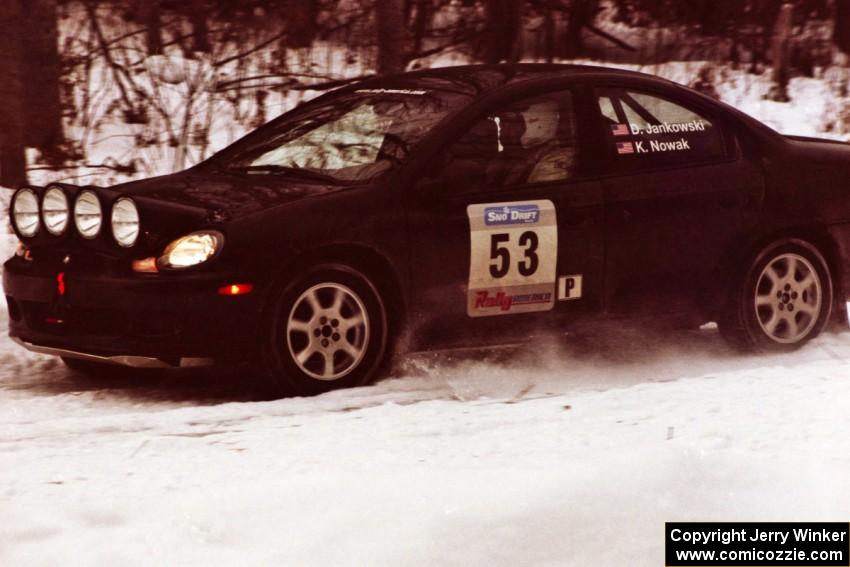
0 0 845 189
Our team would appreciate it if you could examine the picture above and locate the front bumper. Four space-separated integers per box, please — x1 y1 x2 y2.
11 337 213 368
4 255 264 366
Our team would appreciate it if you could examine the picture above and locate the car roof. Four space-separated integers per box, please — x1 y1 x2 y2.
339 63 784 148
350 63 673 95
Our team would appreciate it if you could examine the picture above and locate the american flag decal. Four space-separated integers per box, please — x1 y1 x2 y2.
616 142 635 155
611 123 630 137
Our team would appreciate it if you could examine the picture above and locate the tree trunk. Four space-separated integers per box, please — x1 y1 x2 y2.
482 0 522 64
0 0 28 187
544 8 556 63
375 0 408 74
190 0 211 53
21 0 65 164
752 0 782 72
411 0 431 57
564 0 598 58
767 3 793 102
835 0 850 55
286 0 318 48
139 0 162 56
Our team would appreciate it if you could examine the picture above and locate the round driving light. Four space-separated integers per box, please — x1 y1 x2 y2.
12 188 40 237
74 190 102 239
111 197 140 247
42 187 69 235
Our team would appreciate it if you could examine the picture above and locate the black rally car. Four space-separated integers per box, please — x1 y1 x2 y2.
6 64 850 395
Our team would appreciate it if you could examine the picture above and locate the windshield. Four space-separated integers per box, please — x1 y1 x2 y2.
214 88 469 183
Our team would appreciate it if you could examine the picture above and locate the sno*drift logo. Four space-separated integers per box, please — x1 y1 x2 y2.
484 204 540 226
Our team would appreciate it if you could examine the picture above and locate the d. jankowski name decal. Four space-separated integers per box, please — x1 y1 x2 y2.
611 120 708 136
630 119 707 135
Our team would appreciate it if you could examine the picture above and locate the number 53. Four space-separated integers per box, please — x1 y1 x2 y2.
489 231 539 279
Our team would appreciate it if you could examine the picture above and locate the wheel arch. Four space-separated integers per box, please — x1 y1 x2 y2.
263 242 408 336
718 224 845 322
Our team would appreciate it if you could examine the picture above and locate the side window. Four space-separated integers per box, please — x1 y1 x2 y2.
440 90 578 192
596 88 726 170
598 96 619 124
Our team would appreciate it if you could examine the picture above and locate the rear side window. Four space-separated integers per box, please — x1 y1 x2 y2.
596 88 726 170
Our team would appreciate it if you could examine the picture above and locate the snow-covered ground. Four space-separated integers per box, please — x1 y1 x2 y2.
1 229 850 566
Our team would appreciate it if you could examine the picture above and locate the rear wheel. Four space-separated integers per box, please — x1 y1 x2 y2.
720 239 832 351
261 264 389 397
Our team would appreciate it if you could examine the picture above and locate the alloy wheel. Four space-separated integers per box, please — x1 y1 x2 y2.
286 283 370 380
754 253 822 344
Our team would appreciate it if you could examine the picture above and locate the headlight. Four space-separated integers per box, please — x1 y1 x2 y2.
11 188 40 237
74 190 102 239
158 231 223 269
111 197 140 247
42 187 69 235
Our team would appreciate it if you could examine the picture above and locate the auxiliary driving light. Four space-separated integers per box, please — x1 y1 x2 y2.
42 186 69 236
111 197 140 247
12 188 40 237
74 190 103 239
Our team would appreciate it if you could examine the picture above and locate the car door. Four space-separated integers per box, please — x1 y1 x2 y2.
406 87 605 346
592 85 764 318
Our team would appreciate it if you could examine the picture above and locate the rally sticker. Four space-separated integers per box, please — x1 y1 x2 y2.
467 200 557 317
611 120 708 156
558 275 583 301
484 204 540 226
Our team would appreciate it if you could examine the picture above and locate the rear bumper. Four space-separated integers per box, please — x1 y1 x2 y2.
4 256 265 365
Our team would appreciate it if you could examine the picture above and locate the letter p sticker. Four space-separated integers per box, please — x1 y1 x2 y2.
558 275 582 301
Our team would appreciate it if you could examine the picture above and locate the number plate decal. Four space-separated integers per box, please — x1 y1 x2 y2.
466 200 557 317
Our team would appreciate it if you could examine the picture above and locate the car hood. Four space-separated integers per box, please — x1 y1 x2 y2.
110 169 350 223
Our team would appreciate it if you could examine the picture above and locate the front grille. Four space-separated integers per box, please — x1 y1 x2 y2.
29 248 118 275
20 300 176 340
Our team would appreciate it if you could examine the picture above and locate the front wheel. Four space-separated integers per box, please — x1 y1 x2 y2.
720 239 833 351
261 264 389 397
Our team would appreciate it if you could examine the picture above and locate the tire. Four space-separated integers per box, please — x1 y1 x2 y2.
719 239 833 351
261 264 390 397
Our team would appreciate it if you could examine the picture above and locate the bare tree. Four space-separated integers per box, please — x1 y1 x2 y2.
376 0 408 74
190 0 211 53
22 0 65 163
480 0 521 64
286 0 318 48
564 0 598 58
767 2 793 102
410 0 431 56
0 0 27 187
835 0 850 55
138 0 163 56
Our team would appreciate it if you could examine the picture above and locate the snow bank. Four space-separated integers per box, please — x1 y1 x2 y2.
2 309 850 565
